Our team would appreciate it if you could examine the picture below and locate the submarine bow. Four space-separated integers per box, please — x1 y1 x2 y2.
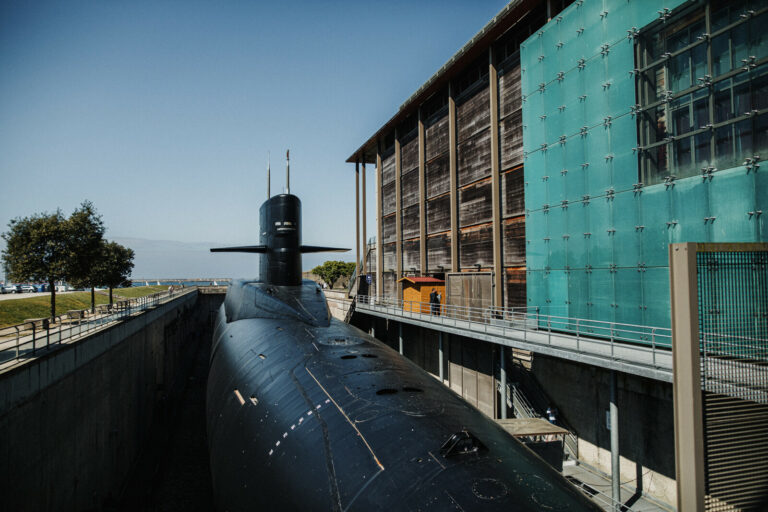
207 192 600 511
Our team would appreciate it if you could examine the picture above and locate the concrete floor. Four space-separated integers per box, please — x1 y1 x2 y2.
562 462 675 512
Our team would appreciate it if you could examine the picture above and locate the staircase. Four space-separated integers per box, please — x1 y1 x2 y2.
507 358 579 461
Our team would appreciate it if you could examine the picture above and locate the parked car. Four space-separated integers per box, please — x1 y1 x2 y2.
4 284 20 294
20 284 36 293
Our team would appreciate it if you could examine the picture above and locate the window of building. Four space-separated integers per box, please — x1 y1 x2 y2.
636 0 767 185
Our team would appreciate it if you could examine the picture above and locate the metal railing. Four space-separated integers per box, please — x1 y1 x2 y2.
0 287 196 367
356 295 673 381
359 295 671 347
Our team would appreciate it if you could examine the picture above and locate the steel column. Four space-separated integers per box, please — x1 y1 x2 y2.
489 47 503 308
448 82 459 272
356 160 360 279
438 332 444 382
499 346 507 419
418 107 427 275
362 162 367 277
395 132 403 295
670 243 705 511
376 145 384 300
398 322 403 355
610 370 620 510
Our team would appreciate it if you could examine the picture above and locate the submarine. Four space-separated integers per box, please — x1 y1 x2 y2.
207 159 600 511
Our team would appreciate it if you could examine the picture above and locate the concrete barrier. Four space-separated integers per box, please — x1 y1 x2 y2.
0 290 224 511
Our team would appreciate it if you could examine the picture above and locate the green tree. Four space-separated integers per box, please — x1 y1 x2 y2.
312 260 356 289
2 210 70 319
92 241 135 305
66 201 105 312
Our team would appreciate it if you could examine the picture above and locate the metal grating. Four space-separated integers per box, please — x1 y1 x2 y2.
697 249 768 511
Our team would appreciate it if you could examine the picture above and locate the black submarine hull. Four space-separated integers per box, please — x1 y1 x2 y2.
206 279 600 511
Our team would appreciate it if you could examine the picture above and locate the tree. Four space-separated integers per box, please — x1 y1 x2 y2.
66 201 105 312
312 260 356 289
92 241 134 305
2 210 70 319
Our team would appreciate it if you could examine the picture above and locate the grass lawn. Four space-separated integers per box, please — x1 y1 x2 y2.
0 285 172 328
0 292 109 328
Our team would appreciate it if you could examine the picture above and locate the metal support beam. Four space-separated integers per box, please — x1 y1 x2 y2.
489 48 503 308
670 243 705 511
438 332 444 383
610 370 620 510
418 107 427 275
395 132 403 295
448 82 459 272
376 145 383 300
398 322 403 355
500 346 507 419
362 162 367 278
355 160 360 278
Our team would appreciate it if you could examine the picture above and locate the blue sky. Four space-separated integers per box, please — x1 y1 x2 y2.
0 0 509 278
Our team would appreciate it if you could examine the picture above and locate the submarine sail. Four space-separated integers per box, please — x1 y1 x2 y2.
207 190 600 511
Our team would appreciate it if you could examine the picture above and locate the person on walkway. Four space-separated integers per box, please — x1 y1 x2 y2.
435 291 442 316
429 288 438 315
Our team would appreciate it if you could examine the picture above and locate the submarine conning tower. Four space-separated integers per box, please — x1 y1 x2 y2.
259 194 302 286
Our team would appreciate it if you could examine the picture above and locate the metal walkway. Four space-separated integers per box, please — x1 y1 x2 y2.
355 296 673 382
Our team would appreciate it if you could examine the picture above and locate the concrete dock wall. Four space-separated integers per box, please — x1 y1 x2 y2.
0 291 223 511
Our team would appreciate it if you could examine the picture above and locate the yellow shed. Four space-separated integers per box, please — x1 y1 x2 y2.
398 277 445 314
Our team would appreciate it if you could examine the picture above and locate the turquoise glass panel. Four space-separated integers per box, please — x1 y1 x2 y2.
757 169 768 241
639 184 672 267
613 190 641 267
524 151 547 206
614 268 644 331
588 196 614 268
564 165 586 204
613 147 639 193
526 209 547 270
709 166 756 242
643 267 672 332
586 157 613 198
670 175 710 244
568 269 591 321
566 204 589 268
547 269 569 317
589 268 615 324
548 78 565 121
548 206 566 269
545 144 566 203
526 270 545 309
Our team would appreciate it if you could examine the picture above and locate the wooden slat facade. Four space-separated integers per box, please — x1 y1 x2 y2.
352 3 554 308
457 128 492 187
501 168 525 218
427 232 451 272
460 224 493 269
401 204 420 240
402 239 420 271
382 181 396 216
382 214 396 244
459 178 493 228
401 168 419 208
503 217 525 267
427 194 451 234
383 243 396 272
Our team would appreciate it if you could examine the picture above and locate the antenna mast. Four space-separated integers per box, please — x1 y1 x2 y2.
267 152 271 199
285 149 290 194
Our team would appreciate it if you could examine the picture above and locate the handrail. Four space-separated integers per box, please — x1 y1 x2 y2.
355 295 673 349
0 287 196 367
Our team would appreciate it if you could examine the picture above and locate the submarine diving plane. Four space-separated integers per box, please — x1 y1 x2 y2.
207 154 599 511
